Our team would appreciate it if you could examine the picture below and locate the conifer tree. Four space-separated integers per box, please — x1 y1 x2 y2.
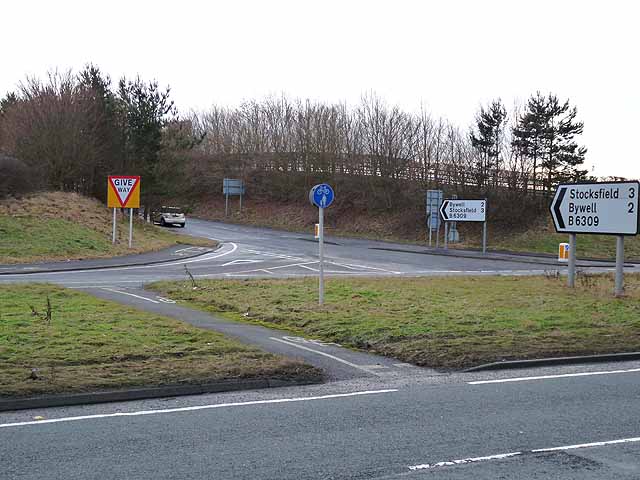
470 99 507 187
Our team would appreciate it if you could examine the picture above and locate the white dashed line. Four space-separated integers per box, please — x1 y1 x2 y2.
408 436 640 471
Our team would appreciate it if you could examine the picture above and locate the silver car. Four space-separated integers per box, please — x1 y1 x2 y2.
152 206 186 227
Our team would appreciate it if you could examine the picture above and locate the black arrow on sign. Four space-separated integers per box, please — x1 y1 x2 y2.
440 200 450 221
552 187 566 229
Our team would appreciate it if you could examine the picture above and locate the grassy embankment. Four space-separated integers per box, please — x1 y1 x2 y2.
189 197 640 260
152 274 640 369
0 191 215 264
0 284 321 398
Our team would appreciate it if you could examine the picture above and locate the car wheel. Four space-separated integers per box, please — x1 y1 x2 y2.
160 218 166 227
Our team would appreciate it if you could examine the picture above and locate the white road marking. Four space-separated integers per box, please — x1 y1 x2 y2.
270 337 382 376
155 296 176 304
409 452 522 470
328 260 402 275
0 389 398 429
101 288 160 304
408 436 640 471
468 367 640 385
281 336 342 347
298 264 319 272
221 259 263 267
532 436 640 452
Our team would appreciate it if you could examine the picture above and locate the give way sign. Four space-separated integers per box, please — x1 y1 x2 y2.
107 176 141 208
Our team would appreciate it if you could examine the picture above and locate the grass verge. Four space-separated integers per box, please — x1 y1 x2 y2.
0 284 321 398
0 191 215 264
151 274 640 369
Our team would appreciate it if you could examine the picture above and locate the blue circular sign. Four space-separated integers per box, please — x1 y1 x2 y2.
309 183 335 208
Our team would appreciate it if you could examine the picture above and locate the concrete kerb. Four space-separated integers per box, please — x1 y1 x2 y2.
368 246 636 268
0 377 322 412
464 351 640 372
0 244 219 276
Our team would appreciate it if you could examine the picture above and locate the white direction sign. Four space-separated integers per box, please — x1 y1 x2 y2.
550 181 639 235
440 199 486 222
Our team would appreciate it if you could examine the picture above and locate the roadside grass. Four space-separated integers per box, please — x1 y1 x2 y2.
0 191 215 264
0 284 320 398
151 274 640 369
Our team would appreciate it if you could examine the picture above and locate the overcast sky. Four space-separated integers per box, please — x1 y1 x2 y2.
2 0 638 178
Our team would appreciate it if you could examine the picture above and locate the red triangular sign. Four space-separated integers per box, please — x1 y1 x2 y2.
109 176 140 207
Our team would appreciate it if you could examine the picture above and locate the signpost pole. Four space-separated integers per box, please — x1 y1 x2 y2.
112 208 117 244
482 221 487 254
128 208 133 248
436 221 440 249
428 220 432 247
239 191 243 212
225 193 229 217
318 206 324 306
615 235 625 296
568 233 577 288
444 222 448 249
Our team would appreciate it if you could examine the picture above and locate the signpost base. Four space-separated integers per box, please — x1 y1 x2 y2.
112 208 117 244
444 222 448 249
482 221 487 254
318 207 324 306
128 208 133 248
615 235 624 296
568 233 577 288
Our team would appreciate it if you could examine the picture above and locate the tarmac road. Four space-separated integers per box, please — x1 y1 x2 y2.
3 361 640 479
2 219 639 479
0 218 628 289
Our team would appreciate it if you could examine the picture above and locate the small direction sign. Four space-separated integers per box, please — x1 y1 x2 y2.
550 181 639 235
223 178 245 195
107 176 140 209
309 183 335 209
440 199 486 222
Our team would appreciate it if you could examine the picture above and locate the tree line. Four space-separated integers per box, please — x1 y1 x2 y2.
0 65 589 219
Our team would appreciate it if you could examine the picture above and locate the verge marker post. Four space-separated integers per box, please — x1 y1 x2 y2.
112 208 117 244
128 208 133 248
615 235 625 296
568 233 576 288
319 206 324 305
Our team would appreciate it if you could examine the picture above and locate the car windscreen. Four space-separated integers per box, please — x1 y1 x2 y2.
162 207 183 214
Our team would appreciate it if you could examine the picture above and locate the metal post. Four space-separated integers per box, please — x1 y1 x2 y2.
128 208 133 248
435 220 440 249
318 207 325 305
615 235 625 296
428 222 432 247
239 192 243 212
482 221 487 254
568 233 577 288
225 193 229 217
112 208 117 244
444 222 448 249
